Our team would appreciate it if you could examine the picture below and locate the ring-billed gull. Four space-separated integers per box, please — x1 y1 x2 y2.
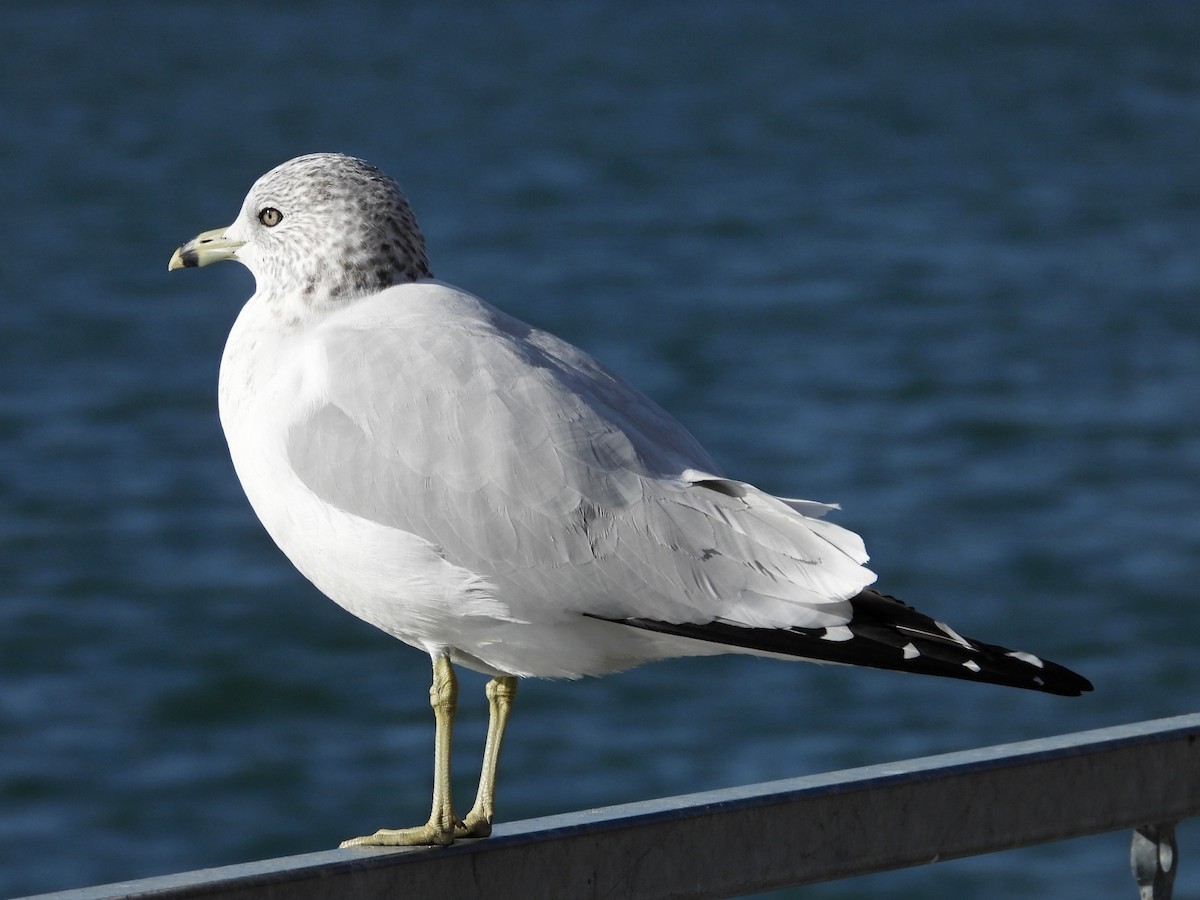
169 152 1091 848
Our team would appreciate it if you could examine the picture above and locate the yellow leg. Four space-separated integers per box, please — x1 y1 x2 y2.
340 654 461 847
458 676 518 838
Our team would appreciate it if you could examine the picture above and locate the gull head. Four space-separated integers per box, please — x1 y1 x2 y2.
169 153 432 313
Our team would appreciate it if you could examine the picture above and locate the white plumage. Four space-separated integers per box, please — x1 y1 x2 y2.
170 152 1090 848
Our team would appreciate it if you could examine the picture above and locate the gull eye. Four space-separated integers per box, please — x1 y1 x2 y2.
258 207 283 227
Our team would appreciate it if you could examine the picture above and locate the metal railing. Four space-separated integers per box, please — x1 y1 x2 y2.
17 712 1199 900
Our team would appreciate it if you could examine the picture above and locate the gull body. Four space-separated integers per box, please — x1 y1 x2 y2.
218 279 866 678
170 153 1091 848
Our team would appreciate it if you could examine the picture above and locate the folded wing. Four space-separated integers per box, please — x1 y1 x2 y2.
285 283 875 632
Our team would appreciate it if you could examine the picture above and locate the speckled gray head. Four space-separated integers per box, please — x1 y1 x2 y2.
170 153 432 311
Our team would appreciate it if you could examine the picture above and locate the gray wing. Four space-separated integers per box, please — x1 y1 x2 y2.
286 287 873 629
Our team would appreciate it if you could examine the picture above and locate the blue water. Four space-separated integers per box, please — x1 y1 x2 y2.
2 2 1198 897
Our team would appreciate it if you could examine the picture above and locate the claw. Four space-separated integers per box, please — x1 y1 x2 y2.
340 821 456 848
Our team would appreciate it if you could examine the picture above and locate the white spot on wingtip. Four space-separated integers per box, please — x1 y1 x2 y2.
963 660 982 673
935 620 972 649
1006 650 1045 668
902 642 919 659
821 625 854 642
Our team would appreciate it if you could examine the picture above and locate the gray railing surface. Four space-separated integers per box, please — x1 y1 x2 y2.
17 712 1199 900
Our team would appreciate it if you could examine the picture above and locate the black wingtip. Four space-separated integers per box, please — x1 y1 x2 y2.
602 588 1092 697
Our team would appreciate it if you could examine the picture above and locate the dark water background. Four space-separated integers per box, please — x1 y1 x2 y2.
2 2 1198 897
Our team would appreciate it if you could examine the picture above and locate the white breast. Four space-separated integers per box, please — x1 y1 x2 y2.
216 294 514 658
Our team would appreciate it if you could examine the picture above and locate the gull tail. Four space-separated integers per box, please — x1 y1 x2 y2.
605 588 1092 697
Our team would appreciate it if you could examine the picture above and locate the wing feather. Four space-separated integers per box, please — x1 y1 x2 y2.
285 283 875 631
